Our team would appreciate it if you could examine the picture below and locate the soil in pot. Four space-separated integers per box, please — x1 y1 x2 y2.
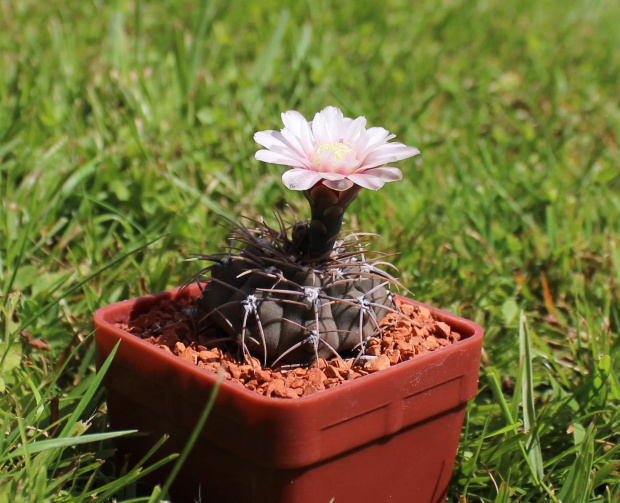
116 294 464 399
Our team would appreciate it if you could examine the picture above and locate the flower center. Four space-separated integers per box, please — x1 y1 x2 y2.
311 142 354 172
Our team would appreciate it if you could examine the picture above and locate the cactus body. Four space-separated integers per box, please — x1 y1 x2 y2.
192 219 399 367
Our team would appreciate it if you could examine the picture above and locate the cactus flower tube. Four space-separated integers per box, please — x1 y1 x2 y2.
254 106 419 256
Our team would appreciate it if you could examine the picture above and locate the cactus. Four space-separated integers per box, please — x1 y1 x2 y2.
191 215 402 366
191 106 419 367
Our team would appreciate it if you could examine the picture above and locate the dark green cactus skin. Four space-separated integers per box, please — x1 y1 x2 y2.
192 220 396 367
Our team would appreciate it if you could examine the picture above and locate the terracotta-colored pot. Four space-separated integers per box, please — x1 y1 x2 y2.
94 284 483 503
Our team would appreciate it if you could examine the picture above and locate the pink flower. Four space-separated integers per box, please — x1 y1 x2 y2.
254 106 420 191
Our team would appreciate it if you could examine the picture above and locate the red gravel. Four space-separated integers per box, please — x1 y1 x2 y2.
119 297 463 399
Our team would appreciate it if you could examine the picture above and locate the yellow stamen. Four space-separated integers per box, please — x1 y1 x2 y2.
311 142 354 172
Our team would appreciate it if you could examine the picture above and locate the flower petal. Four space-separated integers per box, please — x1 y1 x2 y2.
280 128 310 161
342 116 367 146
253 130 282 149
351 127 390 159
347 173 387 190
282 169 324 190
322 177 355 191
363 126 393 147
253 130 304 159
315 172 347 181
281 110 314 157
312 106 344 143
254 130 315 169
360 143 419 170
255 149 309 168
359 166 403 181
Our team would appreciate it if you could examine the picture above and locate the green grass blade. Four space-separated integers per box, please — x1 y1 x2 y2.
57 340 121 439
14 236 163 336
519 312 544 483
2 430 137 461
556 422 595 502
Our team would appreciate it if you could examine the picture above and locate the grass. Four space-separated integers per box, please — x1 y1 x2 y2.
0 0 618 500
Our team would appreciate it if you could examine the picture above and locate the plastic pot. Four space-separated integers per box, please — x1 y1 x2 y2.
94 284 483 502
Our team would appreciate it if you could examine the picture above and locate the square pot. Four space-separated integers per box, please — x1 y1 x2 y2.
94 284 483 502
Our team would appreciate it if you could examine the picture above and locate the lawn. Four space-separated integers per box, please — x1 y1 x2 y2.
1 0 619 501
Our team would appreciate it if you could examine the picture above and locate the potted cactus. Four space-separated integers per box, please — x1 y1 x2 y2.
95 106 484 502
